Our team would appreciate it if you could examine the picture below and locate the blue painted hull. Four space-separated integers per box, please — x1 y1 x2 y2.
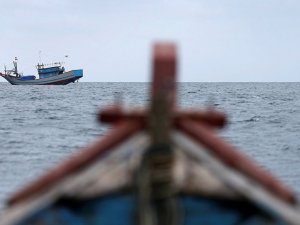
1 69 83 85
15 194 287 225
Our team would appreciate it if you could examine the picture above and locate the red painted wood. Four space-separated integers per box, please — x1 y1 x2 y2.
99 107 226 128
177 119 296 204
8 121 143 205
152 43 177 109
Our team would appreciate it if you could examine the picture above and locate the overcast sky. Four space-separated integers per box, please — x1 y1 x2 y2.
0 0 300 82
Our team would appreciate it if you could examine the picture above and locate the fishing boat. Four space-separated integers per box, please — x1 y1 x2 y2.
0 43 300 225
0 58 83 85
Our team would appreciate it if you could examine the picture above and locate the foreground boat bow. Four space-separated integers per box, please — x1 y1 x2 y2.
1 43 299 225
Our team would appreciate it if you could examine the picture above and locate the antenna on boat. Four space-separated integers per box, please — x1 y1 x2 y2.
60 55 68 70
13 57 19 77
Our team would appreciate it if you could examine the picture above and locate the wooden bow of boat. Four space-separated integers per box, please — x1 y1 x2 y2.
1 43 300 225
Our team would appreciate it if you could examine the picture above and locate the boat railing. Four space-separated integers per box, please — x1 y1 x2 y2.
36 62 64 70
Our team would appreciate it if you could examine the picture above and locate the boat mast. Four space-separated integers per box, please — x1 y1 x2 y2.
13 57 19 77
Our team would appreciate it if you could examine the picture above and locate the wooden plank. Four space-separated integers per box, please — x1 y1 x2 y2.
8 121 143 206
177 119 296 204
172 131 300 225
0 133 149 225
99 107 226 128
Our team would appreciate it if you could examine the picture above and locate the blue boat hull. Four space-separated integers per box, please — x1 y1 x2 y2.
15 194 287 225
1 70 83 85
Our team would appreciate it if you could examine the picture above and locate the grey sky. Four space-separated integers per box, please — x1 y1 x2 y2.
0 0 299 82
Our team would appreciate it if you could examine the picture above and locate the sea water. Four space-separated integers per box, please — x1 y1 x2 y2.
0 82 299 208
